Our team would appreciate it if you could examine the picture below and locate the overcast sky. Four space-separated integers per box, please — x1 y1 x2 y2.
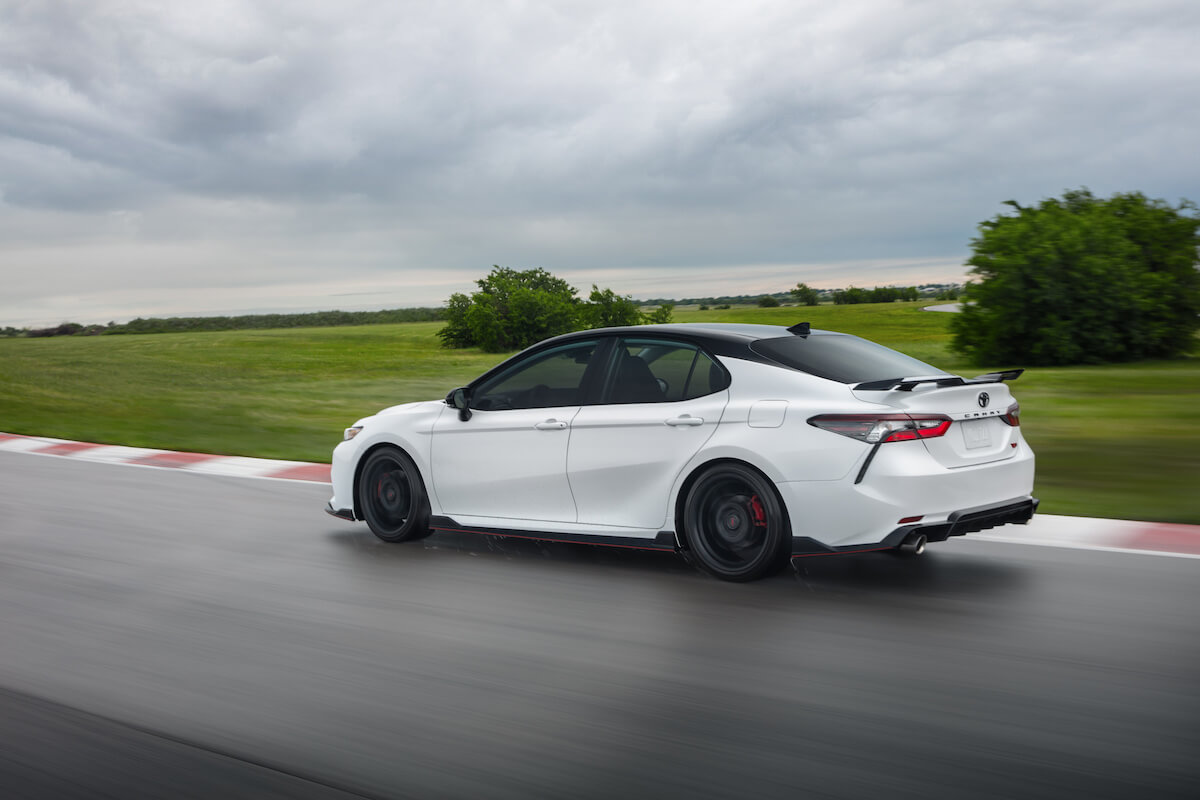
1 0 1197 326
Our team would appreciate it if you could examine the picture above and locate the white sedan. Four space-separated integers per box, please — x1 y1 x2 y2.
326 323 1037 581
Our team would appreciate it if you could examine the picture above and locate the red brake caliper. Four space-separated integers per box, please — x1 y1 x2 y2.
749 495 767 528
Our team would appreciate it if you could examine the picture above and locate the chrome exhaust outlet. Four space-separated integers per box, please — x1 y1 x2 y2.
899 532 927 556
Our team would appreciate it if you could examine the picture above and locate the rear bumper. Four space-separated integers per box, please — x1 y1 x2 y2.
902 496 1039 542
791 497 1038 557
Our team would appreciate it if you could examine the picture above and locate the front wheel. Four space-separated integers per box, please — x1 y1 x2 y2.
682 463 790 582
357 447 432 542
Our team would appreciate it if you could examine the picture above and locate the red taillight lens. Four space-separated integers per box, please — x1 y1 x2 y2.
808 413 952 444
1001 402 1020 427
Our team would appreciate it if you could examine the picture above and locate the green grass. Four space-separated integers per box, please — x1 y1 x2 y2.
0 323 499 462
1 303 1197 524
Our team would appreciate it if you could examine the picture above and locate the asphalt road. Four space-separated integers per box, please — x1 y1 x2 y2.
1 450 1197 799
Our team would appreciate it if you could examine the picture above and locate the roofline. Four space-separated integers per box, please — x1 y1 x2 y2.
544 321 836 346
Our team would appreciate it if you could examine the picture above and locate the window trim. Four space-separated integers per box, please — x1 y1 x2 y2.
468 338 611 411
599 335 731 405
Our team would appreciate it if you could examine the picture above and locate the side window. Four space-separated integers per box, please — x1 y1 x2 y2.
472 341 597 410
608 338 728 404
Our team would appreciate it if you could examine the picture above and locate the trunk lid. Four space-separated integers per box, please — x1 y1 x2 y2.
851 381 1019 468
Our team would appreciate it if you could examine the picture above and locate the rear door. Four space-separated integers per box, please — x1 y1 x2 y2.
567 337 730 529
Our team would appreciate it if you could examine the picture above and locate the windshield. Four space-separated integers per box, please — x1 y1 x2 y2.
750 334 948 384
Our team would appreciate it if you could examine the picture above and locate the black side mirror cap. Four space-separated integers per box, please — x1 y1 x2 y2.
447 387 472 421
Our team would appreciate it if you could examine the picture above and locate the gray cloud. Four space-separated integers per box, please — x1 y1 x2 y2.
1 0 1198 325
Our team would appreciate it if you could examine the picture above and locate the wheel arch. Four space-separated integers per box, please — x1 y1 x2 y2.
351 441 427 521
672 457 792 550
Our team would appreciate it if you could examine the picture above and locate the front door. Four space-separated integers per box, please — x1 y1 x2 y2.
430 339 601 524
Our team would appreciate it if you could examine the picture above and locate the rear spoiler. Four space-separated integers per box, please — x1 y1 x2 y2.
854 369 1024 392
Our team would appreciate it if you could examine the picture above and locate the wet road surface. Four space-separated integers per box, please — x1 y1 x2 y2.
1 450 1197 798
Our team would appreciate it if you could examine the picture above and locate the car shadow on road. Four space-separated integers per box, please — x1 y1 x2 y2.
326 527 1027 601
787 548 1028 599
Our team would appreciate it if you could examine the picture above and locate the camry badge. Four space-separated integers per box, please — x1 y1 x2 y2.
977 392 990 408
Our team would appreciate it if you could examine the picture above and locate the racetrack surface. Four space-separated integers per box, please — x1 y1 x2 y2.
1 450 1197 798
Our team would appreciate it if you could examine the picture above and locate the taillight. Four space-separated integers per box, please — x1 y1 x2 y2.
1001 402 1020 426
808 413 952 444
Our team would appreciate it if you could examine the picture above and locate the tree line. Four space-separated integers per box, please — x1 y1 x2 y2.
641 283 960 308
1 307 445 338
11 188 1194 367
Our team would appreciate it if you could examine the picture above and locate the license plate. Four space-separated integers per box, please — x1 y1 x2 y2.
961 419 992 450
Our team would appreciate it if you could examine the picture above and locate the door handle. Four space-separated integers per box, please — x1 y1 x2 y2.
665 415 704 427
534 420 568 430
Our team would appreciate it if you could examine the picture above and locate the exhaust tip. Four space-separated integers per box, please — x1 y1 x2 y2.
898 532 927 556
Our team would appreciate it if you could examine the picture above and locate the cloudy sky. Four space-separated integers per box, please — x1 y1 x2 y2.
1 0 1197 326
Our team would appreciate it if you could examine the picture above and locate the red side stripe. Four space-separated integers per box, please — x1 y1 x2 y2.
431 525 671 552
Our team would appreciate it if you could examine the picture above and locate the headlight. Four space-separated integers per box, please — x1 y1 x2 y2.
343 426 363 441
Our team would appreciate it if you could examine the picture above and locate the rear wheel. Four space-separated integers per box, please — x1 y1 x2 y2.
357 447 432 542
682 463 790 582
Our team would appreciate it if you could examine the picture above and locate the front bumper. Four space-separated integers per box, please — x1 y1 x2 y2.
324 501 356 521
791 497 1039 557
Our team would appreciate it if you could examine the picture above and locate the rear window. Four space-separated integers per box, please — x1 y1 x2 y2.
750 334 947 384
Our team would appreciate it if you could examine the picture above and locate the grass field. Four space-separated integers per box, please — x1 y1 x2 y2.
1 302 1197 524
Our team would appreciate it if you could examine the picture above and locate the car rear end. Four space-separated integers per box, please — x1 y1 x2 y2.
746 330 1036 556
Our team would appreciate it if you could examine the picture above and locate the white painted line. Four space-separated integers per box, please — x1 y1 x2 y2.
991 514 1134 547
184 456 310 478
972 532 1200 560
0 437 63 453
70 444 163 463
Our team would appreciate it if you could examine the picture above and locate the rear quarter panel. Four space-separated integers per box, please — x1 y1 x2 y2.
702 357 879 483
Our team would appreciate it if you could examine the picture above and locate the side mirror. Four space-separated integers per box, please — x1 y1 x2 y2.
446 387 473 421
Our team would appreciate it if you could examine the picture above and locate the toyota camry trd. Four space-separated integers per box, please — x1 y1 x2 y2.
326 322 1036 581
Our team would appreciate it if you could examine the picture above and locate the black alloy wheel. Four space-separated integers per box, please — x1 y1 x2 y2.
357 447 432 542
683 463 790 582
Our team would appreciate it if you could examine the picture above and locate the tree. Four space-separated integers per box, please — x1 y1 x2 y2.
581 286 643 328
757 295 780 307
791 283 819 306
439 267 676 351
643 303 674 324
832 286 870 305
952 189 1200 365
438 266 581 352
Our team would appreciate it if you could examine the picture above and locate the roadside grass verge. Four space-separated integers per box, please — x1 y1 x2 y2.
1 303 1196 523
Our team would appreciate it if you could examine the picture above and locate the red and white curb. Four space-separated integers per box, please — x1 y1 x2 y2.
0 432 330 483
2 431 1198 559
979 516 1200 559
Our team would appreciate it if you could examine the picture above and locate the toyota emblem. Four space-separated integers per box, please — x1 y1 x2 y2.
977 392 990 408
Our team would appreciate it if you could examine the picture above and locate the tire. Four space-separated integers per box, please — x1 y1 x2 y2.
357 446 432 543
682 463 790 582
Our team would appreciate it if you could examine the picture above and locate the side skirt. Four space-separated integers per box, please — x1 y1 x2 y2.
428 516 679 553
